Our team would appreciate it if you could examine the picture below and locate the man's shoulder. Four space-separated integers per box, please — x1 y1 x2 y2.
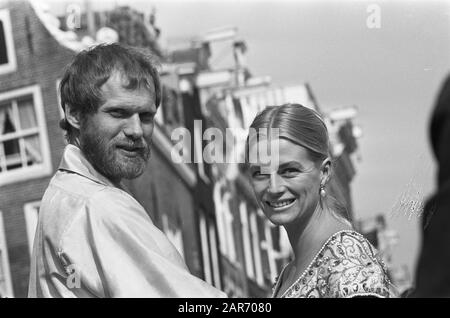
86 186 150 227
49 169 109 199
39 170 146 244
44 170 145 215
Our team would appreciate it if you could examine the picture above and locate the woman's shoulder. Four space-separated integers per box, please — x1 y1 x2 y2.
318 230 395 298
324 230 379 259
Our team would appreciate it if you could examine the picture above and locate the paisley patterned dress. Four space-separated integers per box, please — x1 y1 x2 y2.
272 230 397 298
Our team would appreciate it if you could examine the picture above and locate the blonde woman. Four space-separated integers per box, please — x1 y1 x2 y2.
246 103 396 298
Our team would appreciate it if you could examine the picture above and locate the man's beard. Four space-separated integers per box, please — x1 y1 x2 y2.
79 126 151 183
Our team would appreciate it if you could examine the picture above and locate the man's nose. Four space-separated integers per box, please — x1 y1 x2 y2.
123 114 144 140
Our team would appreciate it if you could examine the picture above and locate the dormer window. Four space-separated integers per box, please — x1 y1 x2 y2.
0 9 17 75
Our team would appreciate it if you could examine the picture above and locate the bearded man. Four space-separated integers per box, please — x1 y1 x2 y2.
28 43 225 298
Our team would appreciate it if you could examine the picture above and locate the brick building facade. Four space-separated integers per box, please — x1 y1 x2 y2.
0 1 360 298
169 32 360 297
0 0 206 297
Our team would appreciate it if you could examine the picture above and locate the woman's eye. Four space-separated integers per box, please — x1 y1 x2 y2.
281 168 299 176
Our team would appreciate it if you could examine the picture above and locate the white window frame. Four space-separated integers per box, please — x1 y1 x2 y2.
0 9 17 75
250 211 264 286
0 85 52 186
24 201 40 255
208 222 221 289
222 193 237 263
199 215 212 285
199 212 222 289
193 120 210 184
224 94 238 128
0 211 14 298
263 220 278 283
213 181 227 255
239 202 255 279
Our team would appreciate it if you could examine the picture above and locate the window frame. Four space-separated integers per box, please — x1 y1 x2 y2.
199 212 222 289
0 85 52 186
193 119 210 184
0 210 14 298
249 211 264 286
239 202 255 279
0 9 17 75
199 214 213 285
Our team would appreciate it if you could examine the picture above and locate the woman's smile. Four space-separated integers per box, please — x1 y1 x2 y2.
265 198 297 210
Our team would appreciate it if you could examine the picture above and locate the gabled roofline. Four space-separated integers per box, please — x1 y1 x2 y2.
28 0 91 52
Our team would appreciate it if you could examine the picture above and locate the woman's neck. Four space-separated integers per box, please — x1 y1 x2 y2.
274 204 352 298
285 204 352 268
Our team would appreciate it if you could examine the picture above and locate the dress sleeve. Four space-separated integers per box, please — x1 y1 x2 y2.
59 188 226 298
323 233 394 298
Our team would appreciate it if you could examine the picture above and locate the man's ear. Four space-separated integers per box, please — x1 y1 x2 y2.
320 158 331 185
64 103 81 130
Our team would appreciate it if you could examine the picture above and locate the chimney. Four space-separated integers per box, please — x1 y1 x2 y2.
85 0 96 38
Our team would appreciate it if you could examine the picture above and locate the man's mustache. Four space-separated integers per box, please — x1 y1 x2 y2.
115 139 149 150
114 139 151 159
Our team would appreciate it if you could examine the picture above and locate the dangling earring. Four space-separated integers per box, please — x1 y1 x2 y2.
320 184 326 197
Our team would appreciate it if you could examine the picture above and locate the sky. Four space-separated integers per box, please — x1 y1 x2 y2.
41 0 450 278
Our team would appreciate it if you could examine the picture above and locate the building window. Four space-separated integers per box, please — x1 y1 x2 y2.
239 202 255 279
262 216 278 283
222 193 237 263
199 215 212 285
193 119 210 184
0 85 52 186
161 86 184 133
213 181 227 255
0 9 17 75
249 211 264 286
24 201 40 255
199 212 221 289
208 221 221 289
0 211 14 297
213 181 237 264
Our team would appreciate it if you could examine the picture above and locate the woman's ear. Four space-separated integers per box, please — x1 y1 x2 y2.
320 158 331 185
64 103 81 130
